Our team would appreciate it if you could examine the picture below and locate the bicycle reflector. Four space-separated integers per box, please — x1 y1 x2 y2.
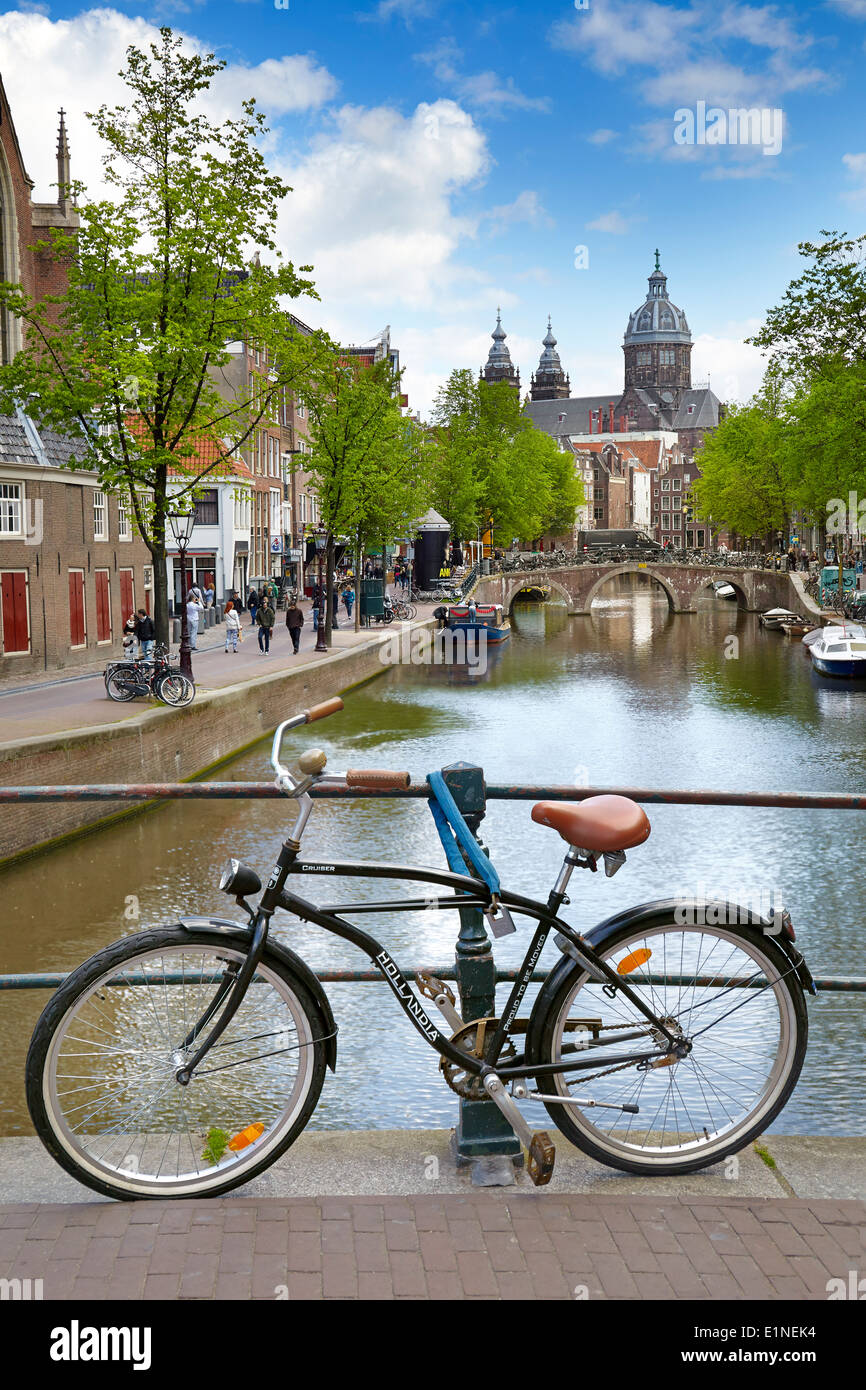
617 948 652 975
219 859 263 899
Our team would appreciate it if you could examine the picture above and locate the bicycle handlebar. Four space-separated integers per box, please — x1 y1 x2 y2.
346 769 411 789
307 697 344 722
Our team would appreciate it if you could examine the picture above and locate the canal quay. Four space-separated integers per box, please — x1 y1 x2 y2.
1 582 865 1307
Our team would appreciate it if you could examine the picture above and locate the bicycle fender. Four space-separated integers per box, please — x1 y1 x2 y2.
177 916 338 1070
526 896 814 1064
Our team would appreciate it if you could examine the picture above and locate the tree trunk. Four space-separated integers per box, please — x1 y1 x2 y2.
324 532 335 648
354 538 362 632
152 474 170 649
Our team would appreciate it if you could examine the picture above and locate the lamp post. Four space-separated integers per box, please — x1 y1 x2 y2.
314 527 328 653
168 508 196 680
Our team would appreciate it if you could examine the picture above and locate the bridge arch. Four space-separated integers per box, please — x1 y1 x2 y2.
695 571 749 609
503 574 574 614
582 564 682 614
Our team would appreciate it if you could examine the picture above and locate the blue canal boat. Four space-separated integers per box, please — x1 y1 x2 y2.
438 601 511 644
808 624 866 678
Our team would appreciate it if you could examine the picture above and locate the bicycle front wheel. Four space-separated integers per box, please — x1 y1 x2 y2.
530 920 807 1175
156 672 195 706
27 928 328 1199
105 670 138 701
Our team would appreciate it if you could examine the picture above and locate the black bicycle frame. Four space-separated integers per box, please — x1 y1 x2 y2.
179 837 678 1084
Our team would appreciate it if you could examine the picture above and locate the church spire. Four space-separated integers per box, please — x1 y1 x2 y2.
481 308 520 392
529 315 570 401
56 109 72 213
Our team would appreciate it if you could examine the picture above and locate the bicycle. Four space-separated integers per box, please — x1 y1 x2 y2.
104 644 195 707
26 697 814 1200
389 597 417 621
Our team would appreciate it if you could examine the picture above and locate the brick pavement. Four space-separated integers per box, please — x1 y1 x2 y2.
1 1194 862 1301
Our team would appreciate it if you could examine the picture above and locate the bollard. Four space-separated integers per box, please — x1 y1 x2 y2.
442 762 521 1172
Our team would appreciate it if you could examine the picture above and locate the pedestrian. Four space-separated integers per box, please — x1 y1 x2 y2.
311 582 321 631
257 594 275 653
186 591 204 651
135 607 155 659
122 614 136 661
190 582 204 608
204 582 215 609
342 585 354 620
224 600 242 653
247 587 259 626
285 598 304 653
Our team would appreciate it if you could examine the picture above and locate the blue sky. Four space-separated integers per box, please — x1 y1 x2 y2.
2 0 865 414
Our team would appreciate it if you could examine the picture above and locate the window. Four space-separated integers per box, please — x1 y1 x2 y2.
672 478 681 491
593 469 599 480
697 530 705 547
653 488 659 497
93 490 107 540
193 489 219 526
672 513 681 529
593 507 604 521
0 483 23 536
636 351 651 366
662 515 670 531
118 495 131 540
661 479 670 492
660 349 675 365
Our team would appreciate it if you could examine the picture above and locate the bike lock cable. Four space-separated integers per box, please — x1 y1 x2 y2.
426 771 500 897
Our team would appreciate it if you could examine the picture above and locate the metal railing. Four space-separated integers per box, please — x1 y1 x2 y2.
1 780 865 996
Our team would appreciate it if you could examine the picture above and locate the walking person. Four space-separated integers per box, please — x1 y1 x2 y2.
285 597 305 654
256 594 275 654
342 585 354 621
247 586 259 627
311 582 321 632
186 591 204 651
122 614 137 660
224 601 242 653
135 608 155 659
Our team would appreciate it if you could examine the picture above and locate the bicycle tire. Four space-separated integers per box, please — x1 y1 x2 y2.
26 927 328 1201
105 670 139 702
529 918 807 1176
156 672 195 707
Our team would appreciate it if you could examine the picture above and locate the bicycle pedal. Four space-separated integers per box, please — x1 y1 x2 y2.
527 1131 556 1187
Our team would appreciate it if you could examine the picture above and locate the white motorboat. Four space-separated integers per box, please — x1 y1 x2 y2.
760 607 798 630
713 581 736 601
802 622 865 648
808 626 866 678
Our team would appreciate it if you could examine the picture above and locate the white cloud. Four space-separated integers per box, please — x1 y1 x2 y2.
0 10 338 201
842 151 866 200
415 39 549 113
369 0 434 20
586 211 630 234
691 325 765 404
827 0 866 17
486 190 552 232
587 128 618 144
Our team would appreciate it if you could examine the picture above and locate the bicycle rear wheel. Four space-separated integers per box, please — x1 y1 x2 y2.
530 920 807 1175
27 928 328 1199
156 672 195 706
105 670 138 701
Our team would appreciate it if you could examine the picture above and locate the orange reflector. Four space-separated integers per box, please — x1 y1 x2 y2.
228 1122 265 1152
617 948 652 975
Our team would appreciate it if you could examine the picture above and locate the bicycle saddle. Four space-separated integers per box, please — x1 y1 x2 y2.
531 795 651 853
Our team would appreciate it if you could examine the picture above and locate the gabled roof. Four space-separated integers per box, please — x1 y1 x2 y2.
672 388 721 430
524 394 620 437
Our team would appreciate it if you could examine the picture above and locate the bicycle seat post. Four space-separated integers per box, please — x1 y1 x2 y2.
442 762 521 1176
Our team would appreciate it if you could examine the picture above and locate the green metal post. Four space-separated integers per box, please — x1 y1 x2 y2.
442 762 521 1167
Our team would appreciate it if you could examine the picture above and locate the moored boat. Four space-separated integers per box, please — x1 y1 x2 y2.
438 602 511 644
760 607 799 630
713 581 736 601
808 625 866 678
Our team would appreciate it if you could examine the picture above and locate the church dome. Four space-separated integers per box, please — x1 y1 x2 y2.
624 253 691 346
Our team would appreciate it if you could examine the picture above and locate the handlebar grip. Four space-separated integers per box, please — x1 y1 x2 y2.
306 697 344 723
346 769 411 789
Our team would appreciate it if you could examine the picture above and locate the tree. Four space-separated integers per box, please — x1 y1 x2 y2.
302 352 422 642
0 28 321 645
427 370 583 546
748 230 866 383
692 371 793 544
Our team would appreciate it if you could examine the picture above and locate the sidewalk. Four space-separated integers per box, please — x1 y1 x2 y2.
1 1191 862 1301
0 602 437 742
0 1131 863 1300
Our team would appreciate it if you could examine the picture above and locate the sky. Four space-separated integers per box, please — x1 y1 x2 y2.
1 0 865 417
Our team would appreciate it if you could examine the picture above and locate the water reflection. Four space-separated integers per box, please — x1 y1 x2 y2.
0 583 863 1136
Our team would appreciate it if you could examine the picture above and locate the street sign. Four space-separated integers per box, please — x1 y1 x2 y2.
270 537 282 554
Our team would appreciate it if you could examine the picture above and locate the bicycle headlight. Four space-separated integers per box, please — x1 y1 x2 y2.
219 858 262 898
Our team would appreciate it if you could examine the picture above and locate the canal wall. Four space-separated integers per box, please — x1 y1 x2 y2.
0 631 400 868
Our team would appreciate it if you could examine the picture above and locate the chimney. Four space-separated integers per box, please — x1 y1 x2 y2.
619 415 627 432
608 401 615 433
587 410 593 436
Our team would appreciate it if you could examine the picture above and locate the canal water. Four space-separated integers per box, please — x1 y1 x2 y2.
1 577 863 1137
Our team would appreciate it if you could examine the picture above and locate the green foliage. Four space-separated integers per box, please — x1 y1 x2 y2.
0 27 320 642
427 370 583 543
202 1127 229 1166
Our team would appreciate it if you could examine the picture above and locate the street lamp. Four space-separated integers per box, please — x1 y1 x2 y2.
168 508 196 679
314 527 328 653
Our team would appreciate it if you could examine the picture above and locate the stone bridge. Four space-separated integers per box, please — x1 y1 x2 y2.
471 563 807 616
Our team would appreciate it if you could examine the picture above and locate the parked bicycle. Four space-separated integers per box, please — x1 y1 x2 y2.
26 698 814 1200
104 643 195 707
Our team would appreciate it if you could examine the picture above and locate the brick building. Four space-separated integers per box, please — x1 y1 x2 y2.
0 84 151 674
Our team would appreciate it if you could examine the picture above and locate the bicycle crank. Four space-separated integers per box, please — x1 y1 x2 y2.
482 1074 556 1188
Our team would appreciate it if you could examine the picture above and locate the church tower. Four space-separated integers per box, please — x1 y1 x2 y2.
622 251 692 401
530 317 570 401
481 309 520 392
